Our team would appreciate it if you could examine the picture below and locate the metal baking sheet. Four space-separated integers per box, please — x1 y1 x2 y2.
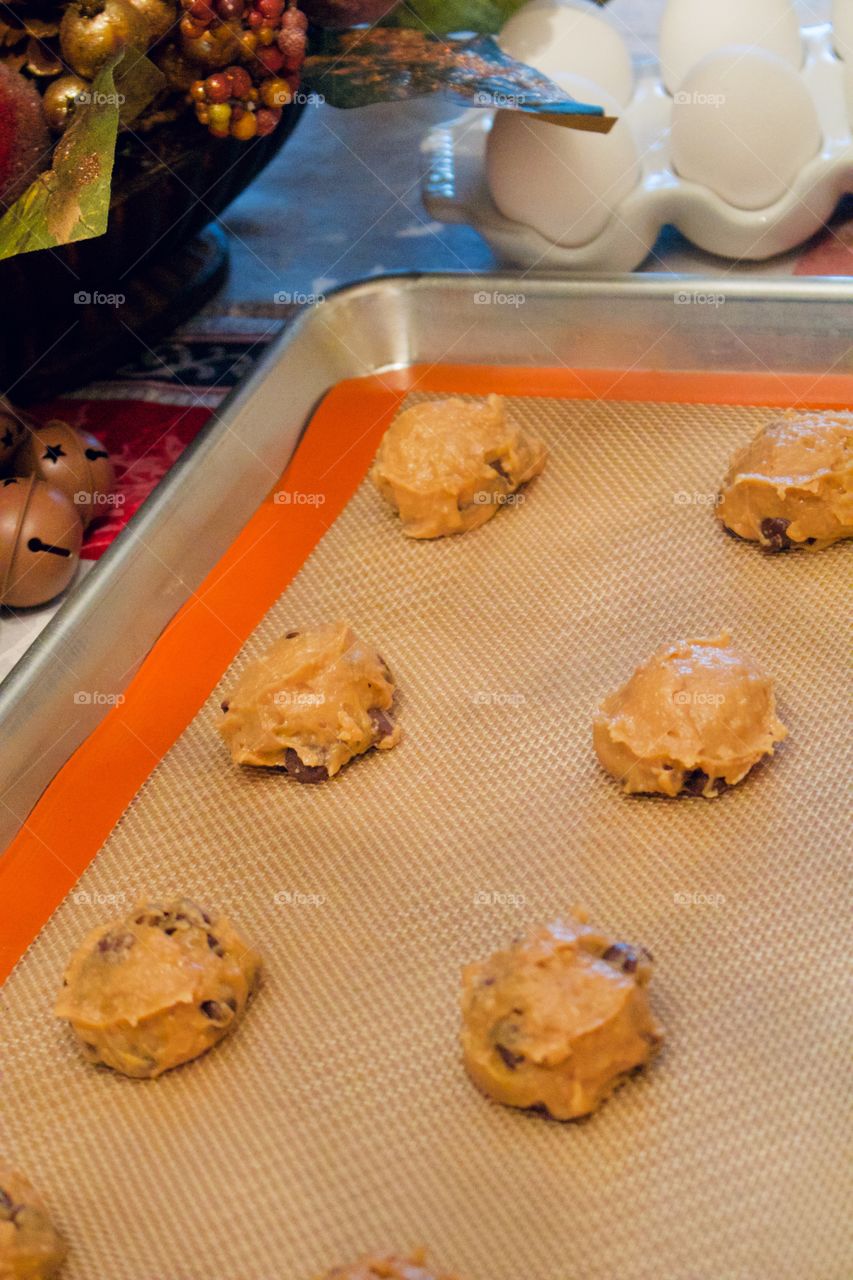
1 272 852 848
1 273 851 1280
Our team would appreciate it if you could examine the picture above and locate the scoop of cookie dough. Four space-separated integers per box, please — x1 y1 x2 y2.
718 411 853 550
0 1163 66 1280
219 622 400 781
371 394 547 538
461 912 663 1121
55 898 260 1079
319 1250 458 1279
593 633 787 798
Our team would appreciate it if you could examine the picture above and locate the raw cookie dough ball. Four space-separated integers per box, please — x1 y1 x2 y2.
461 912 663 1120
319 1250 458 1279
0 1163 66 1280
219 621 401 782
55 898 260 1078
593 633 787 798
717 411 853 550
371 394 547 538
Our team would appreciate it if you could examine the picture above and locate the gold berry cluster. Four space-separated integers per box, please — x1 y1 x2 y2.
182 0 308 137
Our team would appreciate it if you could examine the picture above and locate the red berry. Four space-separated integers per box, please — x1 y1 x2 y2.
255 107 280 135
205 71 232 101
259 0 284 17
187 0 216 20
256 45 284 72
228 65 253 97
217 0 245 16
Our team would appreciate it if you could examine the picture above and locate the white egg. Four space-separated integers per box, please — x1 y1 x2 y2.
659 0 802 94
486 80 640 247
833 0 853 61
670 48 822 210
499 0 634 107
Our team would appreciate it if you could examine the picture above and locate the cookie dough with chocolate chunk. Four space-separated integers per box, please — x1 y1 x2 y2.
319 1250 458 1279
0 1164 66 1280
219 621 400 782
718 411 852 550
593 633 787 798
55 898 260 1078
372 394 547 538
461 912 663 1121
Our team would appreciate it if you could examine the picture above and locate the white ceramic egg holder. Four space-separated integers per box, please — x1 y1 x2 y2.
421 23 853 271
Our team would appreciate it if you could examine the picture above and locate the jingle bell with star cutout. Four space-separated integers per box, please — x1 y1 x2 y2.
13 419 115 528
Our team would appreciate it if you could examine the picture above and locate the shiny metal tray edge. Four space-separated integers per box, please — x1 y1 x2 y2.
1 270 851 848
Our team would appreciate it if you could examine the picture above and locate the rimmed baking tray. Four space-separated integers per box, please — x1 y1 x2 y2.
3 272 853 850
1 273 851 1279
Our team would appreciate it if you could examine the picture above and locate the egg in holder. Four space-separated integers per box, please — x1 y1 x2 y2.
423 0 853 269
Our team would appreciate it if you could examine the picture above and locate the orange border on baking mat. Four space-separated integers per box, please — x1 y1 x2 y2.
2 362 852 981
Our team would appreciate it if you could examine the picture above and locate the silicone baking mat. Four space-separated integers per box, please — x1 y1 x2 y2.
2 368 851 1280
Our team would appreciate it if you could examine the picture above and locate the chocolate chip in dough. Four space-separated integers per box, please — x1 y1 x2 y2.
760 517 792 552
368 706 395 739
496 1043 525 1070
682 769 725 797
200 1000 232 1024
97 931 135 956
602 942 639 974
280 747 329 784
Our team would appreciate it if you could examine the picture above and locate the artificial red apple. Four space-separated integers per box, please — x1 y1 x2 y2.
0 64 51 210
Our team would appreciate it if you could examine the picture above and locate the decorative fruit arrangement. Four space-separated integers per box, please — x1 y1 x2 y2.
0 0 309 166
0 0 583 264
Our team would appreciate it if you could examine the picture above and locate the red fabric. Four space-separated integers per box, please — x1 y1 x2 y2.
25 324 280 558
31 397 213 561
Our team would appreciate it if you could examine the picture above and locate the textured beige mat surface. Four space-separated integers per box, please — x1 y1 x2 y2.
3 392 851 1280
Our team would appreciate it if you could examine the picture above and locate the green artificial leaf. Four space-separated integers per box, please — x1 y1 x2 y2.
384 0 529 35
116 51 166 127
383 0 611 36
0 50 162 262
303 29 610 127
